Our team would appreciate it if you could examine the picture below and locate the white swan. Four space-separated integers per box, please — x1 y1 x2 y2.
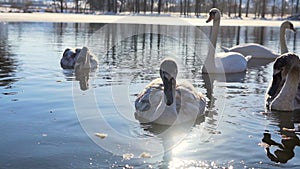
60 46 98 69
265 53 300 111
135 58 206 125
203 8 251 73
221 21 296 59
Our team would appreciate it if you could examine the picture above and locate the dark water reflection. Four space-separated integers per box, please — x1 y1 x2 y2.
0 22 300 168
0 23 18 87
262 110 300 164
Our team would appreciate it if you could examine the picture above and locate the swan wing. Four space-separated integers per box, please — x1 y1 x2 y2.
227 43 278 59
135 78 163 112
216 52 248 73
176 80 206 119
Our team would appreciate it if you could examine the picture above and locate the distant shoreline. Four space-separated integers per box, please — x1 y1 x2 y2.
1 12 300 27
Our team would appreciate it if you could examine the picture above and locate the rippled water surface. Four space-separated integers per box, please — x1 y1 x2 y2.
1 21 300 169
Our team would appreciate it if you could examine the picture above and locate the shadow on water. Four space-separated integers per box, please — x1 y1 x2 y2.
261 110 300 164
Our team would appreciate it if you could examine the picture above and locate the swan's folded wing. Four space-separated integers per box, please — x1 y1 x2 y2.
135 78 163 112
176 81 206 116
135 87 152 112
60 55 76 69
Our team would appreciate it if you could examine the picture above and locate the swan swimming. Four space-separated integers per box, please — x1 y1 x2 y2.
60 46 98 69
135 58 206 125
265 53 300 111
221 21 296 59
203 8 251 73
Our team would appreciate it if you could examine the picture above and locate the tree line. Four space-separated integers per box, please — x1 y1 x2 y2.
3 0 300 18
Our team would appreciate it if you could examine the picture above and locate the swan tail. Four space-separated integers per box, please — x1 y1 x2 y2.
221 46 230 52
245 55 252 61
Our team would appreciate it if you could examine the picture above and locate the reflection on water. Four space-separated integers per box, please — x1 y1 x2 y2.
261 111 300 163
0 23 18 87
0 22 300 168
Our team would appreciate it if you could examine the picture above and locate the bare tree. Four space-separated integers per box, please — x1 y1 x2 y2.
254 0 261 18
292 0 294 14
272 0 276 17
234 0 237 16
195 0 200 17
180 0 183 15
158 0 162 14
74 0 79 13
281 0 285 17
183 0 187 16
297 0 300 13
135 0 140 13
238 0 242 17
245 0 250 17
113 0 118 13
150 0 154 13
187 0 191 15
59 0 63 12
228 0 232 17
143 0 147 13
261 0 267 18
221 0 226 14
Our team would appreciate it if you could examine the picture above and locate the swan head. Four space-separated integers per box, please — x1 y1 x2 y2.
60 48 81 69
62 48 81 58
267 53 300 97
206 8 221 23
159 58 178 106
281 20 296 32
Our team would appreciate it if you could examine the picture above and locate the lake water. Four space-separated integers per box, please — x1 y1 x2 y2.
1 21 300 169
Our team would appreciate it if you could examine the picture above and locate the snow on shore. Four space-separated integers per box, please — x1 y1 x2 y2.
0 12 300 27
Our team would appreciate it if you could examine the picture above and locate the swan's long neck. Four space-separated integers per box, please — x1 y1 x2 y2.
203 19 220 73
271 66 299 111
211 19 219 49
280 26 288 54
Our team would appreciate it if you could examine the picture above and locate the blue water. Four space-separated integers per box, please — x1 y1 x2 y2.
0 21 300 168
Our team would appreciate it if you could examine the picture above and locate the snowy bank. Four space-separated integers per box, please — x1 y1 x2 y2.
0 12 300 27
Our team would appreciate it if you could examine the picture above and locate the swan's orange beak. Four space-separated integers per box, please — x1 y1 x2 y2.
206 14 215 23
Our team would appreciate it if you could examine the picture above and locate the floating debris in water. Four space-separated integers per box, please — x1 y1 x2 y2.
95 133 107 139
139 152 151 158
56 80 62 82
122 153 134 160
124 164 134 168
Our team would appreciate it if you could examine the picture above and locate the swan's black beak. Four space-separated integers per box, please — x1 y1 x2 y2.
161 70 175 106
267 70 282 97
206 12 215 23
290 23 296 32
